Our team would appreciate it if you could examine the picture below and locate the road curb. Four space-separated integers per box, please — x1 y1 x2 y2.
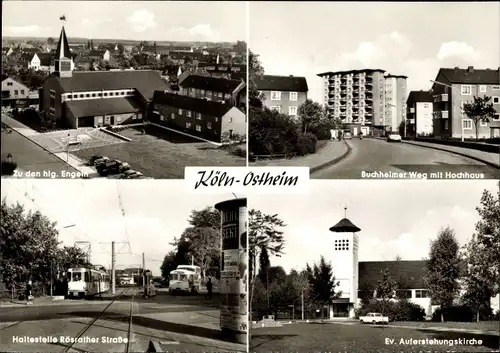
310 140 352 174
1 119 81 174
402 140 500 170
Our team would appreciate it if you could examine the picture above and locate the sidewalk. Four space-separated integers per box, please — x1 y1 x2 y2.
250 140 350 171
0 298 112 308
2 114 97 177
402 139 500 168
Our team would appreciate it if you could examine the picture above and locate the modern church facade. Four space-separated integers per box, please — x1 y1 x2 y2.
328 215 499 319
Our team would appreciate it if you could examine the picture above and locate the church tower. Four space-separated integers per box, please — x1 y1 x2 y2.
54 16 73 78
329 207 361 318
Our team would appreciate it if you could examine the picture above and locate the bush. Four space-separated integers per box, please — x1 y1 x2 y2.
295 132 317 156
432 304 494 322
355 299 426 321
230 146 246 158
1 160 18 176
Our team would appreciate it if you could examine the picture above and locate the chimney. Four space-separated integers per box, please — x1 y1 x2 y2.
467 66 474 73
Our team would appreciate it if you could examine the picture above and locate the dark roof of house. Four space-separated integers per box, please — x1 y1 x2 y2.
53 70 168 101
179 75 242 93
153 91 234 117
437 67 500 84
65 97 141 118
255 75 308 92
231 72 246 81
329 218 361 232
164 65 181 76
169 51 206 61
56 26 72 60
37 53 53 66
88 50 107 57
407 90 433 103
358 260 427 290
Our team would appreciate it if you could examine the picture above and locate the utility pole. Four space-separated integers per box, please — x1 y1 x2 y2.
111 241 115 294
301 291 304 320
142 252 145 271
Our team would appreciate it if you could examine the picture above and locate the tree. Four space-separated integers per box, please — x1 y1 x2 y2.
188 207 220 229
249 108 300 155
289 270 311 319
55 246 90 273
258 246 270 289
249 209 286 333
160 250 177 281
298 99 325 134
47 37 55 45
249 49 265 108
463 96 497 140
116 43 125 55
461 235 495 322
424 227 461 322
308 256 341 322
0 199 58 289
182 226 220 280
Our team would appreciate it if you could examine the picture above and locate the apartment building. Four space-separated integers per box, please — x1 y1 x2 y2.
431 66 500 139
151 91 246 143
317 70 407 136
178 75 246 109
254 75 308 117
406 90 434 137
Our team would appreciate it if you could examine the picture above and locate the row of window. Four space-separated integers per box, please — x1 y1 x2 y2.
10 89 26 95
159 114 215 131
66 91 133 100
270 91 298 101
461 85 500 95
186 87 231 100
270 105 297 116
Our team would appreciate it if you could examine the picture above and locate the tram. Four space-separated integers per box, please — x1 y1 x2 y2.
67 267 110 298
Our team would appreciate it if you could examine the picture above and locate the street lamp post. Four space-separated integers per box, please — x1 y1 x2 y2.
430 80 464 142
51 224 76 297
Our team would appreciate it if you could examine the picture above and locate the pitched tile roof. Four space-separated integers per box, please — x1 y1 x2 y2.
179 75 242 94
37 53 53 67
255 74 308 92
153 91 233 117
88 50 107 57
230 72 247 81
407 90 433 103
65 97 141 118
53 70 168 101
358 260 427 290
438 67 500 84
169 51 207 61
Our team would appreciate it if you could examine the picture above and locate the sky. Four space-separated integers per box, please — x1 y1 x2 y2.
250 2 500 103
1 180 241 276
250 180 499 274
2 1 246 42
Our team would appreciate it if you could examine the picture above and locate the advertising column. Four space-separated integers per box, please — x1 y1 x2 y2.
214 198 247 344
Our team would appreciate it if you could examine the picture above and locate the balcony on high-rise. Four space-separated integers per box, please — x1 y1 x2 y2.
440 110 449 119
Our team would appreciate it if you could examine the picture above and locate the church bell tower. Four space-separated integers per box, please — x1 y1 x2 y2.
54 15 73 78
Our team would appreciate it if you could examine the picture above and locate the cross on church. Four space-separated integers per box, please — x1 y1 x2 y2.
344 207 347 218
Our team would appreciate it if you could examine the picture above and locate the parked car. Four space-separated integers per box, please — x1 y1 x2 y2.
344 132 352 139
98 160 130 176
120 170 139 179
127 172 144 179
387 132 402 142
88 155 105 166
92 156 110 167
359 312 389 324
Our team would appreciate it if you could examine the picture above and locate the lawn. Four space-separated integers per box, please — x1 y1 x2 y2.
250 322 499 352
73 126 246 179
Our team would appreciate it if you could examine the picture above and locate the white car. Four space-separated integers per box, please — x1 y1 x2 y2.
359 312 389 324
387 132 402 142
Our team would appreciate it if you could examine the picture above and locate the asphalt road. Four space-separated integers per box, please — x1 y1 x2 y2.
250 321 499 352
312 138 500 179
0 292 242 353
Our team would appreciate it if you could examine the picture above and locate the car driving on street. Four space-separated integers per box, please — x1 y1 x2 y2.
387 132 402 142
359 312 389 324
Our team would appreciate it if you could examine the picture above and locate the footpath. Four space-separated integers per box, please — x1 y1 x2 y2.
250 140 350 172
401 139 500 168
1 114 96 177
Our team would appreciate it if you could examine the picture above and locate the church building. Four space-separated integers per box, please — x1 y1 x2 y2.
40 22 168 128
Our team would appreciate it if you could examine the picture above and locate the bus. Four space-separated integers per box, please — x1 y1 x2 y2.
67 267 110 298
169 265 201 295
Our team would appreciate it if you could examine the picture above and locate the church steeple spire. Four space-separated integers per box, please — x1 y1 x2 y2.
56 16 72 60
54 15 73 77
